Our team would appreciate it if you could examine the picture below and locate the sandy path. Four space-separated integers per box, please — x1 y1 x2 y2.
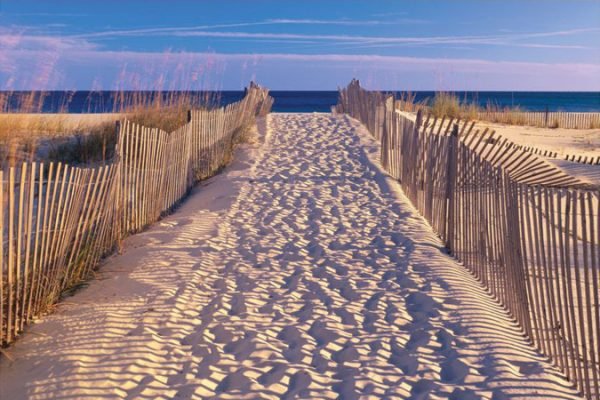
0 114 581 399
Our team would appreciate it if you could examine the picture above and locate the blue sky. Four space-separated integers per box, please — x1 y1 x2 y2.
1 0 599 90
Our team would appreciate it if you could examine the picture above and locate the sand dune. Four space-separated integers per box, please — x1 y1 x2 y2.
1 113 122 131
0 113 582 399
475 121 600 158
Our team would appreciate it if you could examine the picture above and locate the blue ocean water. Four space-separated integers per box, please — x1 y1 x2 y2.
2 91 599 113
270 91 600 112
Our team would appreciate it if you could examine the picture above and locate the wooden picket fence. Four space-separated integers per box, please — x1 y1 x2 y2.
511 146 600 166
0 84 273 347
338 80 600 400
476 110 600 130
564 154 600 166
392 90 600 130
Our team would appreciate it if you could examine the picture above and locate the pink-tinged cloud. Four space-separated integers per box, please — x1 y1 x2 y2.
1 49 599 91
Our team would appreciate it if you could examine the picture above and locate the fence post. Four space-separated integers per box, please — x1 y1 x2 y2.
544 106 549 127
445 124 459 251
413 109 423 156
380 96 394 170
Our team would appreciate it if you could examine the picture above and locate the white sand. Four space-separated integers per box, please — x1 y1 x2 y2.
0 113 582 399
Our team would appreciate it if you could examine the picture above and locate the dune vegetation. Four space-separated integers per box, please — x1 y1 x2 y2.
398 91 528 123
398 91 600 129
0 90 220 167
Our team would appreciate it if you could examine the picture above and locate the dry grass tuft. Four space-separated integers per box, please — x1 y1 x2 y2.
0 114 118 167
398 92 536 125
232 122 257 145
396 92 427 113
126 106 189 133
119 91 219 132
430 93 496 121
46 123 118 165
430 92 463 119
0 90 219 167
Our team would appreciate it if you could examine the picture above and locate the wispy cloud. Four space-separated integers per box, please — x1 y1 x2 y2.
71 18 408 39
45 23 69 28
2 23 595 64
150 29 599 50
0 30 95 51
264 18 427 26
332 41 587 51
2 48 599 90
71 23 266 39
7 13 88 17
69 25 599 50
0 32 98 52
1 19 598 91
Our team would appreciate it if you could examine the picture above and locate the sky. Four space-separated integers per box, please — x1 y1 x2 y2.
0 0 599 91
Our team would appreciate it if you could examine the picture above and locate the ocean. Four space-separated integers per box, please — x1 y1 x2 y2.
2 91 600 113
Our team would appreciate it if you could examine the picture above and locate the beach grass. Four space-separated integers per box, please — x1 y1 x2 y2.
399 92 538 126
0 90 218 167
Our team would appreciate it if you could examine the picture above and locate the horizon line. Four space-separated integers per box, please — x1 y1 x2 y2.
2 89 600 93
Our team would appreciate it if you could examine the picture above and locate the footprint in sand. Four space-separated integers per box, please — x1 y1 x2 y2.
389 339 419 375
335 307 358 326
282 370 312 399
339 284 361 302
282 268 303 291
406 329 431 350
228 293 247 316
311 351 329 374
332 343 360 364
212 278 228 290
333 263 349 276
216 369 253 393
449 388 480 400
384 302 401 324
365 291 384 311
194 346 220 379
362 311 380 333
308 321 341 348
294 303 316 323
209 323 235 344
278 326 308 363
440 358 470 383
223 333 256 361
258 362 288 386
332 366 361 400
304 280 335 308
235 275 255 291
436 328 458 352
406 291 439 323
409 379 435 400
